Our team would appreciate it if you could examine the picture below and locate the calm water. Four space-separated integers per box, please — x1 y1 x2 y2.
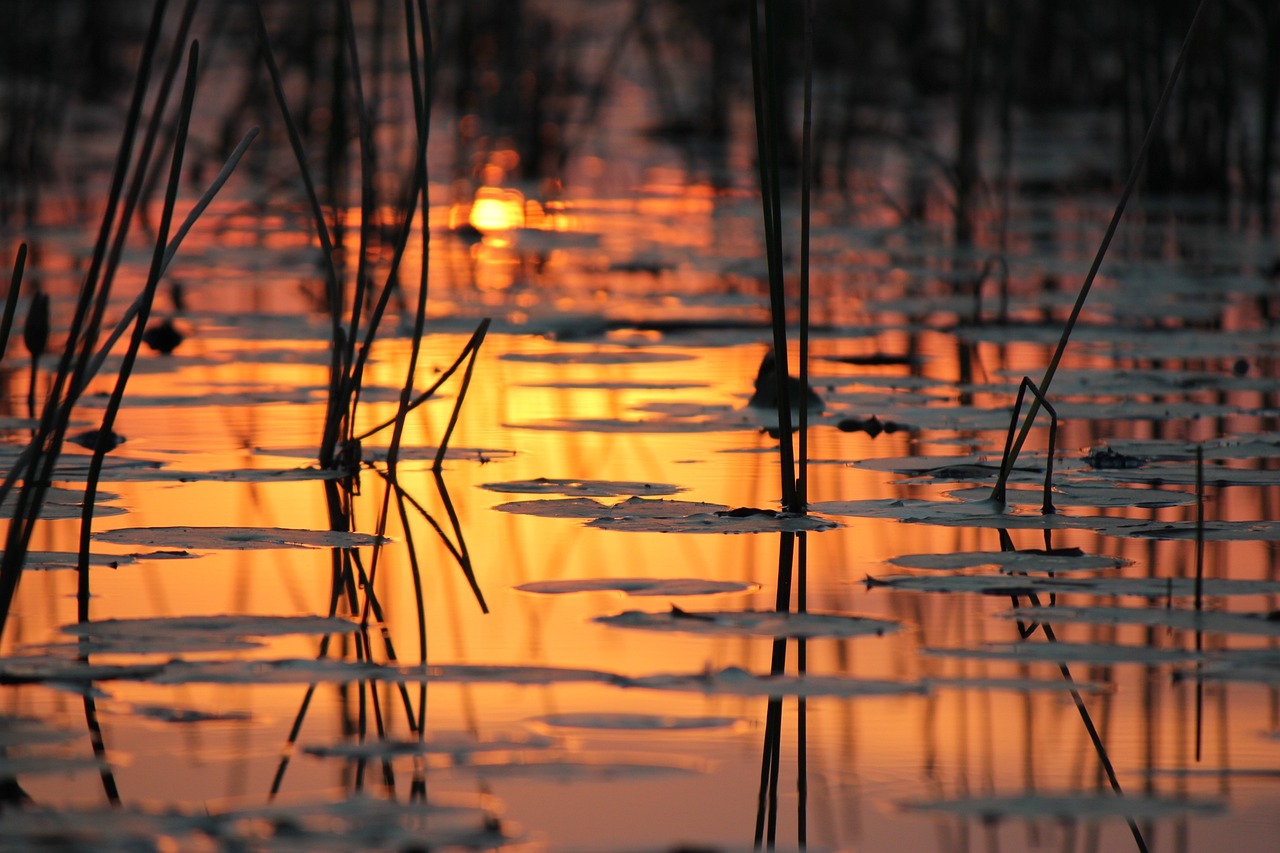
2 3 1280 851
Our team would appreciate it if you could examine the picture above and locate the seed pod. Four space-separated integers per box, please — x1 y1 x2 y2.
23 291 49 360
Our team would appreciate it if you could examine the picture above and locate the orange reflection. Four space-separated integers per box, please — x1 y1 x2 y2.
468 186 526 234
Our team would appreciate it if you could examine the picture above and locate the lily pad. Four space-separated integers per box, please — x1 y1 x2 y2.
528 713 740 731
144 659 623 687
458 754 706 781
4 551 137 571
946 483 1196 509
129 704 254 724
62 614 358 639
867 573 1280 598
924 641 1200 666
495 496 729 519
898 793 1222 821
588 509 839 534
515 578 756 596
1004 605 1280 637
621 666 926 698
92 526 389 550
304 731 557 760
595 608 899 638
482 478 686 497
887 549 1128 573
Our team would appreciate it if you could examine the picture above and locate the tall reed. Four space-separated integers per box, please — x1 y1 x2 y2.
991 0 1212 502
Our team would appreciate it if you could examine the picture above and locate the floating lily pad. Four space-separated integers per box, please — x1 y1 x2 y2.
0 755 110 777
482 478 686 497
924 677 1109 692
459 754 706 781
596 608 899 638
946 483 1196 509
495 496 729 519
4 551 137 571
924 642 1200 666
1102 465 1280 487
1104 519 1280 542
304 731 557 760
515 578 756 596
812 497 1073 530
622 666 926 698
867 573 1280 598
0 484 127 519
1004 605 1280 637
898 793 1222 821
82 466 347 484
0 715 80 748
529 713 740 731
129 704 254 724
92 526 388 550
62 614 358 639
144 659 622 687
587 510 839 533
888 550 1128 573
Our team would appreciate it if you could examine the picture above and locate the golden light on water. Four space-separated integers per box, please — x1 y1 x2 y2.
467 187 526 234
5 5 1280 848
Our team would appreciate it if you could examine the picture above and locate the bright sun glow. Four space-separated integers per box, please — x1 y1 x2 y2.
469 187 526 232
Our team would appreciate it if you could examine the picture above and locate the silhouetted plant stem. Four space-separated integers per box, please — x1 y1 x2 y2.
797 0 812 511
0 244 27 362
82 694 121 806
0 127 257 520
748 0 796 512
348 318 491 447
0 0 170 643
77 41 201 621
755 532 795 848
22 289 48 421
797 531 808 847
1004 527 1150 852
250 0 344 466
992 377 1058 513
992 0 1212 502
1195 445 1205 761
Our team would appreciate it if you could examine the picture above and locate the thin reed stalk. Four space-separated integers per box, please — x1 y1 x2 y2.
796 0 813 510
0 0 171 642
992 0 1211 501
748 0 797 512
0 244 27 361
77 41 202 623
